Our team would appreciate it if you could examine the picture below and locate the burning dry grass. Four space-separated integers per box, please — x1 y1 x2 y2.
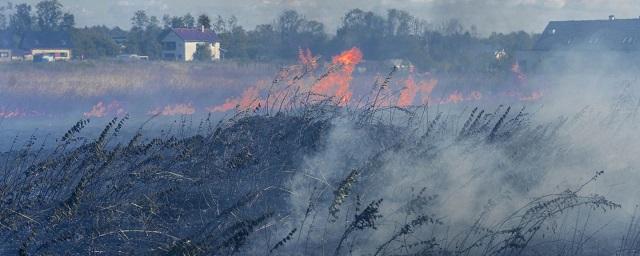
0 49 544 120
0 52 638 256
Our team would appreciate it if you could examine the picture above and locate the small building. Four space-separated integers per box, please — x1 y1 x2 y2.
160 27 221 61
20 31 73 61
516 15 640 70
110 28 128 54
116 54 149 61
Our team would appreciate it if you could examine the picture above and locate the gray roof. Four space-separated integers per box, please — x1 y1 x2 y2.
171 28 218 43
534 18 640 51
20 31 73 50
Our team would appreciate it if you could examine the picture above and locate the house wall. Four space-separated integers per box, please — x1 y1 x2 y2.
185 42 199 61
185 42 221 61
30 49 72 61
161 32 186 61
212 42 221 60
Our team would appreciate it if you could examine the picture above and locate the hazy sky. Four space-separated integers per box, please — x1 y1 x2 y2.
15 0 640 34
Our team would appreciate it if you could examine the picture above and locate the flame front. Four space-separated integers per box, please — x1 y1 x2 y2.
311 47 363 105
149 103 195 116
84 101 126 118
520 91 543 101
397 77 418 107
0 108 26 119
298 48 318 69
397 76 438 107
512 62 527 84
207 80 266 112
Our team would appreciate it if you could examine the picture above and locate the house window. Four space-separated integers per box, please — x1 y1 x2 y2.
0 52 8 58
60 52 68 57
163 42 177 51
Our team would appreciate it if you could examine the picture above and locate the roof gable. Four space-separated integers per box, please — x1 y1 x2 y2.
169 28 218 43
534 18 640 51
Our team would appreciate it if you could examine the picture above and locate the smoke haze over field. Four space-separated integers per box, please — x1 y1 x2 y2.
14 0 640 34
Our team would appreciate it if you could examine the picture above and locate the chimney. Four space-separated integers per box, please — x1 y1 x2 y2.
201 25 205 32
609 15 616 21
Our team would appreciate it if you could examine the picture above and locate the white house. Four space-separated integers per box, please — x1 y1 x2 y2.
161 27 221 61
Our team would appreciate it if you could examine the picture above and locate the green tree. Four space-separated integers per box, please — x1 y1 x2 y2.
35 0 63 31
60 12 74 31
163 14 191 28
212 15 226 33
197 14 211 29
385 9 418 37
183 13 195 28
127 10 163 58
334 9 385 59
222 25 248 59
274 10 327 58
192 43 212 61
0 13 5 30
71 26 119 58
0 3 10 30
9 4 33 35
247 24 279 61
131 10 150 29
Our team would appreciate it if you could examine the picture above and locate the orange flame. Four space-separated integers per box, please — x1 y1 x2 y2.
469 91 483 101
397 77 418 107
0 108 26 119
520 91 543 101
207 81 266 112
512 62 527 84
418 79 438 105
84 101 126 118
432 90 484 105
397 77 439 107
444 91 464 104
298 48 318 69
311 47 363 105
149 103 195 116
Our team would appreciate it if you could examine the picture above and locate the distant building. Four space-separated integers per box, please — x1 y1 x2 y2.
116 54 149 61
110 28 128 54
160 27 221 61
20 31 73 61
517 15 640 70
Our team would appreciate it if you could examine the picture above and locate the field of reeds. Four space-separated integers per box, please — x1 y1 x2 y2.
1 52 640 255
0 57 527 120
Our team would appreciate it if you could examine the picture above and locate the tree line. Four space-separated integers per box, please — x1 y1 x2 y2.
0 0 539 72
